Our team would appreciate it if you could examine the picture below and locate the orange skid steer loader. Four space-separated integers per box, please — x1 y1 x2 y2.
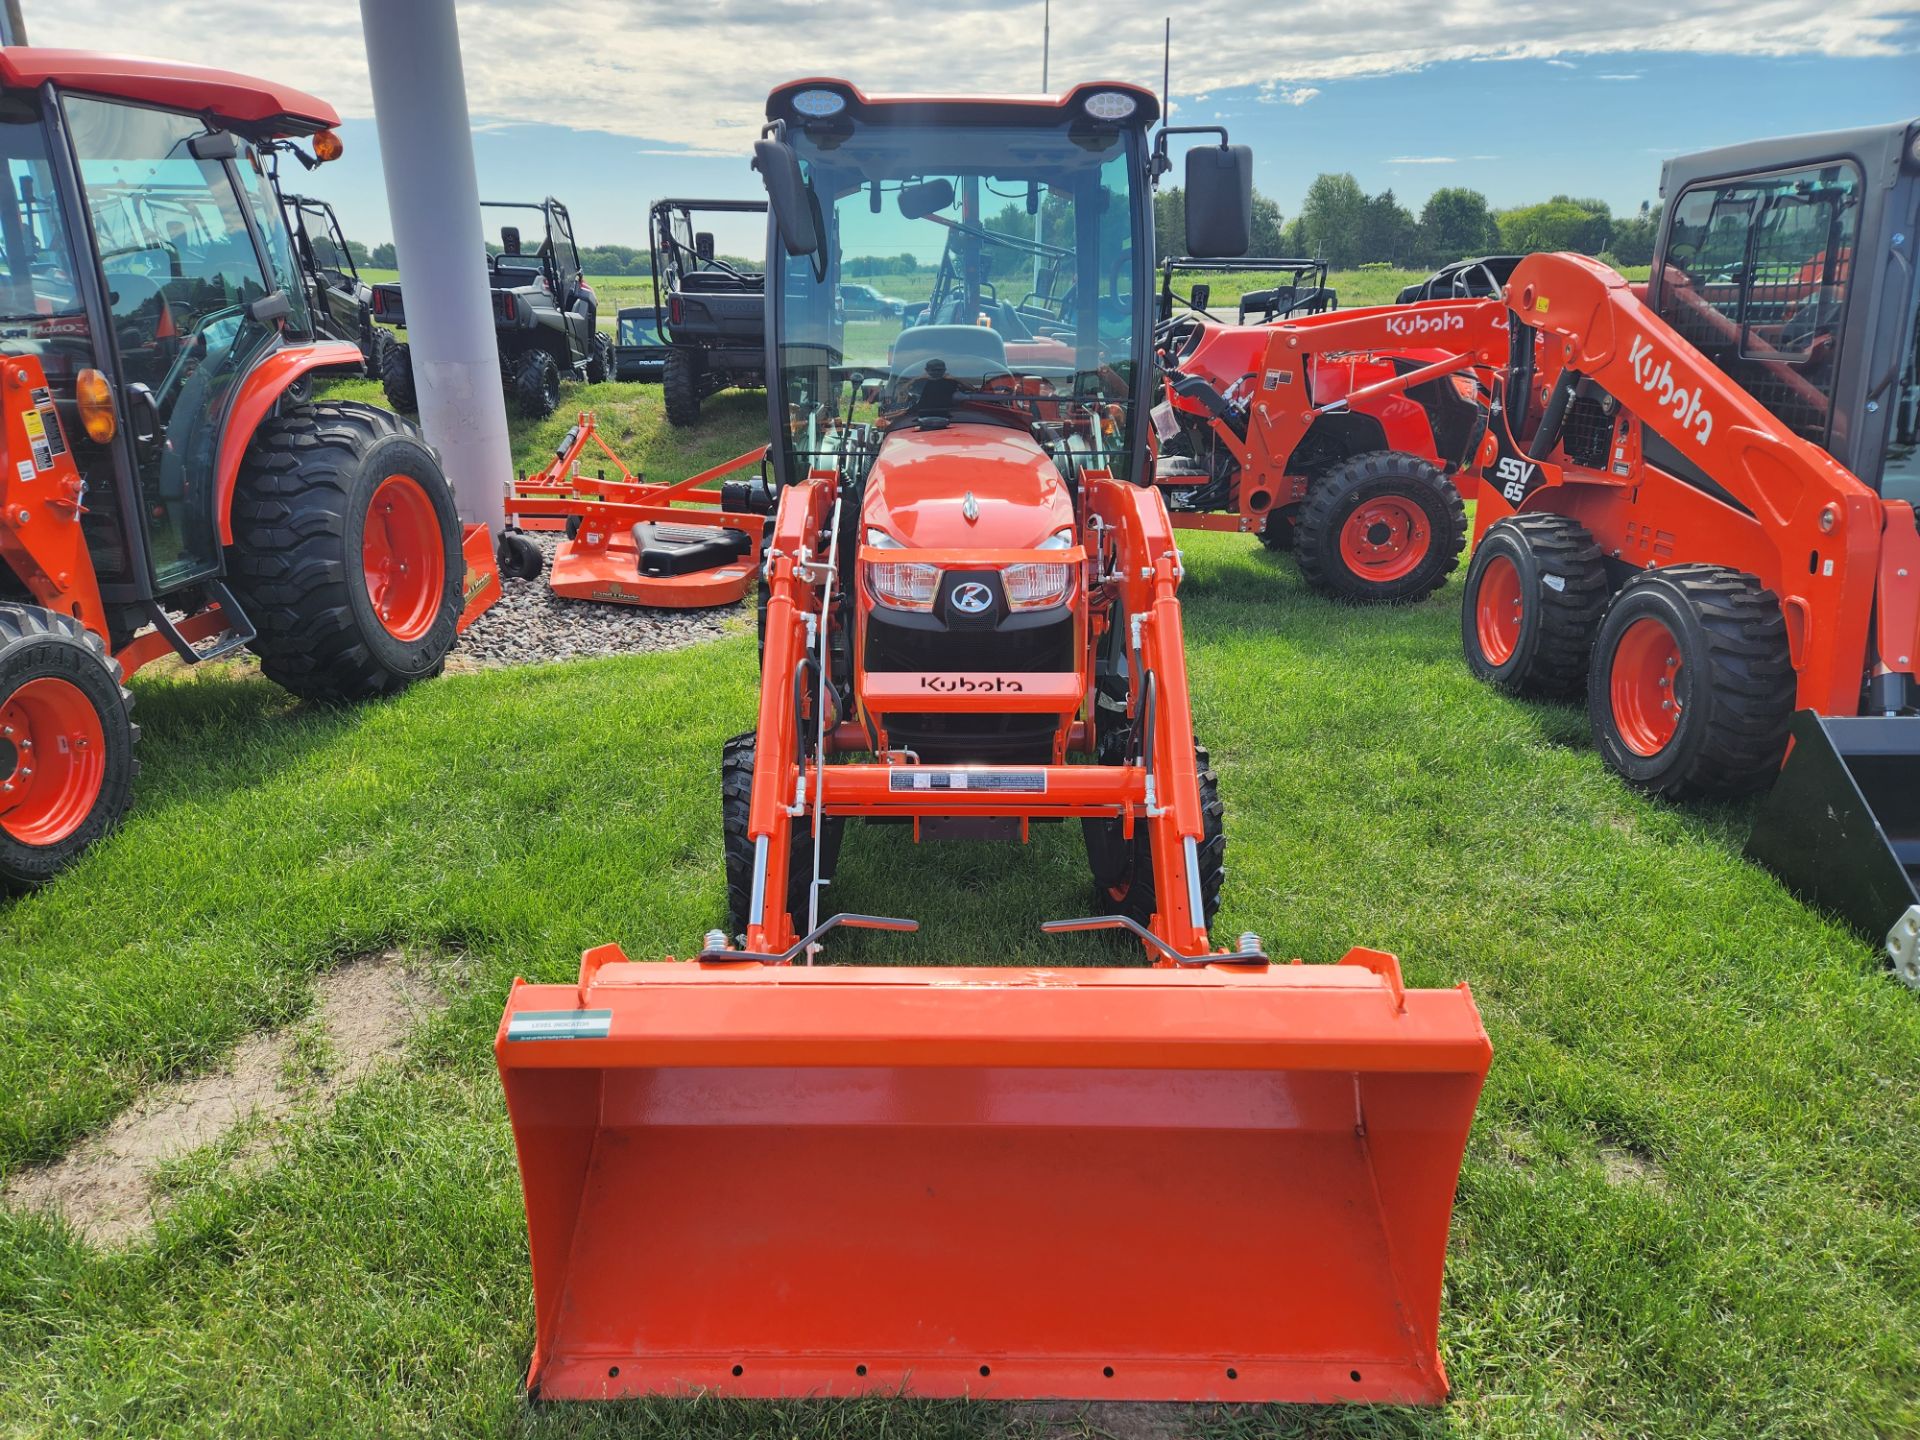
499 80 1490 1405
1459 119 1920 979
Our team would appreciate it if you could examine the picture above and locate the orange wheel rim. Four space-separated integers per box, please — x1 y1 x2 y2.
1338 496 1431 582
363 474 444 642
1609 616 1684 757
0 676 106 846
1475 553 1524 664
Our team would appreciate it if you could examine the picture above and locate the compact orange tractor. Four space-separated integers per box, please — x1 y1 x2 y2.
1152 291 1497 602
498 79 1490 1406
0 49 496 890
1459 119 1920 978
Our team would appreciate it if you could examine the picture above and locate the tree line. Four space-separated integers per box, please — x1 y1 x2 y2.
1155 178 1664 271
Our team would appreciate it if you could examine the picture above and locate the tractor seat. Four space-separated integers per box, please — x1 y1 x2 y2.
890 324 1009 388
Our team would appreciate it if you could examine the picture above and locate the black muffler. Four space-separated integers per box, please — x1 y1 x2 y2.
1746 711 1920 986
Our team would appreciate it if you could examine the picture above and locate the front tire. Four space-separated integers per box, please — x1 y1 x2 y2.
0 605 138 892
228 402 462 702
511 349 561 419
1083 743 1225 936
1293 451 1466 604
379 336 417 413
587 331 615 384
663 348 702 427
721 731 843 939
1461 514 1609 698
1587 564 1794 799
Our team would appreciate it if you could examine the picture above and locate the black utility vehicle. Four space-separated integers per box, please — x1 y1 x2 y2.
650 198 766 426
371 198 612 419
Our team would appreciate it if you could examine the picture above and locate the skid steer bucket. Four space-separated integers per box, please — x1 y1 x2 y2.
497 952 1491 1404
1747 712 1920 984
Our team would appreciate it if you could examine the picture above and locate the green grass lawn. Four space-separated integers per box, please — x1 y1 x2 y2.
1 387 1918 1437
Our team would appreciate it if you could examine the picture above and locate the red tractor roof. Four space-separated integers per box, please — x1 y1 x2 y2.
767 77 1161 129
0 47 338 136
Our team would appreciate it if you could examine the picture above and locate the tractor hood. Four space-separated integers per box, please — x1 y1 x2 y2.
863 424 1074 550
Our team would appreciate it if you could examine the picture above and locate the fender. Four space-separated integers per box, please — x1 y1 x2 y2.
212 340 364 545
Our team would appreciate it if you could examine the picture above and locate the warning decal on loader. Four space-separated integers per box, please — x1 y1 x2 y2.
507 1009 613 1041
889 769 1047 793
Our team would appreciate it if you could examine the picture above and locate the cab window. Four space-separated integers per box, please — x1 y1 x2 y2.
0 95 88 388
1656 163 1861 449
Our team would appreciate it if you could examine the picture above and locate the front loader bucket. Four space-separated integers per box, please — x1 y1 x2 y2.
496 954 1491 1404
1747 711 1920 983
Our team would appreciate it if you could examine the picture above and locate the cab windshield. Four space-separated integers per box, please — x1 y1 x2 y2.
773 118 1145 481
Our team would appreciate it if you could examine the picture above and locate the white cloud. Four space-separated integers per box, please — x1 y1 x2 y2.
1546 58 1578 68
1598 72 1645 79
1390 155 1458 164
25 1 1916 154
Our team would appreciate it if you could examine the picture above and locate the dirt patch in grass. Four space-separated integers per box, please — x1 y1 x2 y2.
1599 1143 1667 1192
4 950 440 1246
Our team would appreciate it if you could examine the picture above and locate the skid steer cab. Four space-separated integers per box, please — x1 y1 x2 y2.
498 78 1491 1409
1458 118 1920 978
0 49 496 891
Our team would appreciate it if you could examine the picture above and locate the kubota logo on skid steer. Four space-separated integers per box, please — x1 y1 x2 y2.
920 675 1027 694
1628 334 1713 445
1385 312 1466 339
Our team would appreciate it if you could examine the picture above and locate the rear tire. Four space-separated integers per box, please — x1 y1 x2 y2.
664 348 702 427
512 349 561 419
1293 451 1466 604
1082 743 1225 935
0 605 138 893
1587 564 1794 799
228 402 462 702
722 730 844 939
1461 514 1609 698
379 336 417 413
587 331 615 384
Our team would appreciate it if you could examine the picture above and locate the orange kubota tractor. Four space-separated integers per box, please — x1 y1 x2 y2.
0 49 497 890
497 79 1491 1406
1458 119 1920 980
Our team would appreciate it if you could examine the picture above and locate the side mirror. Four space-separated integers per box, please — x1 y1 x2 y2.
898 179 954 221
1184 144 1253 259
1190 282 1211 311
695 231 715 261
188 130 239 162
752 139 819 257
501 226 522 256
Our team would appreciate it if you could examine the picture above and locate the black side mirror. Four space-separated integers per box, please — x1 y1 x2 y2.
1190 282 1211 311
752 139 819 257
501 226 522 255
1184 144 1253 259
695 231 715 261
188 130 238 162
898 179 955 221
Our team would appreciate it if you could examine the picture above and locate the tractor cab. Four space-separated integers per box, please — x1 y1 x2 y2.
0 48 351 636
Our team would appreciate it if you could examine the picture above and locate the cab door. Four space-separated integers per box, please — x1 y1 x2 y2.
62 93 283 593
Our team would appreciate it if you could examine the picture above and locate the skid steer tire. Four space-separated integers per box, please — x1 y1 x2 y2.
663 348 702 428
1082 743 1225 940
379 336 417 413
587 331 615 384
228 402 462 702
0 605 138 893
1294 450 1466 604
722 730 845 940
1587 564 1794 799
512 349 562 420
1462 514 1609 698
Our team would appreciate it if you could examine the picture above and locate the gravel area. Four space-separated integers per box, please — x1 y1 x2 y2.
450 532 742 669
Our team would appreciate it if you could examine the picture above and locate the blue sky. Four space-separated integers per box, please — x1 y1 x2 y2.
33 3 1920 259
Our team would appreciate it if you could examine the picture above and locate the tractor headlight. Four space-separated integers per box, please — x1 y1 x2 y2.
865 527 904 550
1083 91 1139 121
1003 562 1072 610
868 559 940 611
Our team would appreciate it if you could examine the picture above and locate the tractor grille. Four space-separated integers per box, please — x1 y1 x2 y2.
1561 394 1616 471
865 608 1073 763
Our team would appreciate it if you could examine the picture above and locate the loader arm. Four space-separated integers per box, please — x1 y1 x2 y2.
1490 251 1909 716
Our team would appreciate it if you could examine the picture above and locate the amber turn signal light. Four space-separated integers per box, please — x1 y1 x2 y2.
75 368 116 444
312 129 343 163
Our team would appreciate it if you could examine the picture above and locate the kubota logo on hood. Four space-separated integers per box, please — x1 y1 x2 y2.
951 582 993 614
920 675 1026 693
1385 312 1466 338
1628 334 1713 446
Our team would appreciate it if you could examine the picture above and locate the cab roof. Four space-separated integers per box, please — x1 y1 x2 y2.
0 47 338 136
766 78 1161 130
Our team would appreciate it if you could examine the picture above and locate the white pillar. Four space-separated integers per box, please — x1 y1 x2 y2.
358 0 507 534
